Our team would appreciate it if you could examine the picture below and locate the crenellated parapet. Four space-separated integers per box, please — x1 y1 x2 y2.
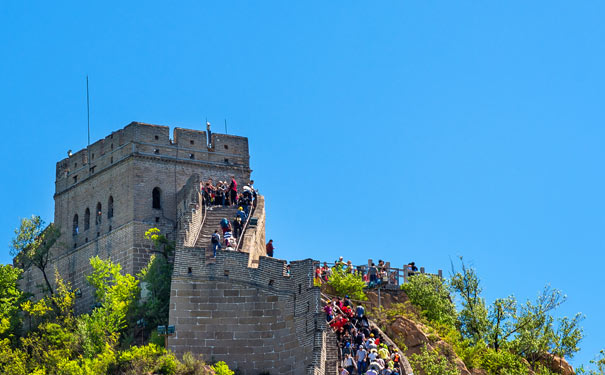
169 244 326 374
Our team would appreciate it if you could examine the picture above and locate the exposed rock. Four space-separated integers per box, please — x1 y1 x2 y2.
365 289 411 310
540 353 575 375
387 316 471 375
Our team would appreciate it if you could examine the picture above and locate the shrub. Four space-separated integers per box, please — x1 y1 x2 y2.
212 361 234 375
409 344 459 375
327 267 367 301
401 274 456 326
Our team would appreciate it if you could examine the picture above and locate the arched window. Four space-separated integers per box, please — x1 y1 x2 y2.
108 196 114 219
152 187 162 209
84 208 90 230
72 214 79 236
95 202 102 225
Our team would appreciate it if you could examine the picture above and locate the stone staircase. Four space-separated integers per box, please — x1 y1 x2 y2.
194 206 238 262
320 292 414 375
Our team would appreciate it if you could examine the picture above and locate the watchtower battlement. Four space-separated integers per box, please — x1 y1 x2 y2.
55 122 250 195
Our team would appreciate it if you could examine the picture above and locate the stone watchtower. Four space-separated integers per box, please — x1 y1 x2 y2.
23 121 251 312
20 121 329 374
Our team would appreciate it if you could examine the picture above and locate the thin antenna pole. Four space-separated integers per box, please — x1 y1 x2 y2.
224 119 228 134
86 76 91 168
87 76 90 146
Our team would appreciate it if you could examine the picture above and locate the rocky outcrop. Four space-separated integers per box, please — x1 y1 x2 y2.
387 316 471 375
539 354 575 375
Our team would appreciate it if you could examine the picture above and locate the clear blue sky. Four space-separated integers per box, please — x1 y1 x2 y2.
1 1 603 367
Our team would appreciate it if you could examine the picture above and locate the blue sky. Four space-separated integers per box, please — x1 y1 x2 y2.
1 1 603 367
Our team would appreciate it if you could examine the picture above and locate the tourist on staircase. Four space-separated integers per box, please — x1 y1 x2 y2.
211 230 221 257
228 175 237 206
323 295 403 375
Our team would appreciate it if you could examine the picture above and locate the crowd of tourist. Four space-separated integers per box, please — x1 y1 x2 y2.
324 296 403 375
206 177 257 257
314 258 419 289
201 176 257 211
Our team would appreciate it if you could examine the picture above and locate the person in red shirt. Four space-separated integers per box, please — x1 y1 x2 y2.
266 239 274 257
229 175 238 206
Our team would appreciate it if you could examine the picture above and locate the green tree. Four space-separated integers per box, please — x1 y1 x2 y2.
128 228 176 345
510 286 566 365
0 265 26 342
450 259 489 344
10 215 61 296
144 227 175 260
327 266 367 301
401 273 457 326
551 313 584 366
488 296 517 352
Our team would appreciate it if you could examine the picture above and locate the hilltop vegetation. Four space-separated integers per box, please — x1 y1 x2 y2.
0 216 233 375
366 260 591 375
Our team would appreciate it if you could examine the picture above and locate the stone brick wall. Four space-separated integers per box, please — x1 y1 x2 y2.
19 220 171 314
240 195 267 268
21 121 252 314
169 249 325 375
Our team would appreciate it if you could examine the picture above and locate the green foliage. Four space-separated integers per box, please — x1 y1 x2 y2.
144 227 175 259
479 347 529 375
450 259 489 345
10 215 61 295
409 344 460 375
82 256 139 357
552 312 584 362
132 254 173 338
401 273 457 326
488 295 517 351
327 266 367 301
116 344 178 374
509 286 572 365
212 361 235 375
0 264 25 341
0 255 219 375
126 228 175 345
577 349 605 375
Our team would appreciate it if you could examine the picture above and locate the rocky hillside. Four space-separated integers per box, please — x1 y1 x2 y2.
363 290 575 375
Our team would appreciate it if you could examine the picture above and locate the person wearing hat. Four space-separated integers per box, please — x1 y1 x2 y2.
237 206 247 221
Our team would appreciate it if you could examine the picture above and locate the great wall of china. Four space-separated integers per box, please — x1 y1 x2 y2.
18 121 426 374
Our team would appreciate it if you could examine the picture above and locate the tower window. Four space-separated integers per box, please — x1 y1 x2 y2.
152 187 162 209
224 145 228 150
108 196 114 219
154 135 159 140
154 148 160 154
189 153 194 159
190 140 194 145
84 208 90 230
72 214 79 236
73 175 78 184
95 202 102 225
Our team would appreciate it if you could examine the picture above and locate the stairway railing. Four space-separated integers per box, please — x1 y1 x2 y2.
235 201 256 253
